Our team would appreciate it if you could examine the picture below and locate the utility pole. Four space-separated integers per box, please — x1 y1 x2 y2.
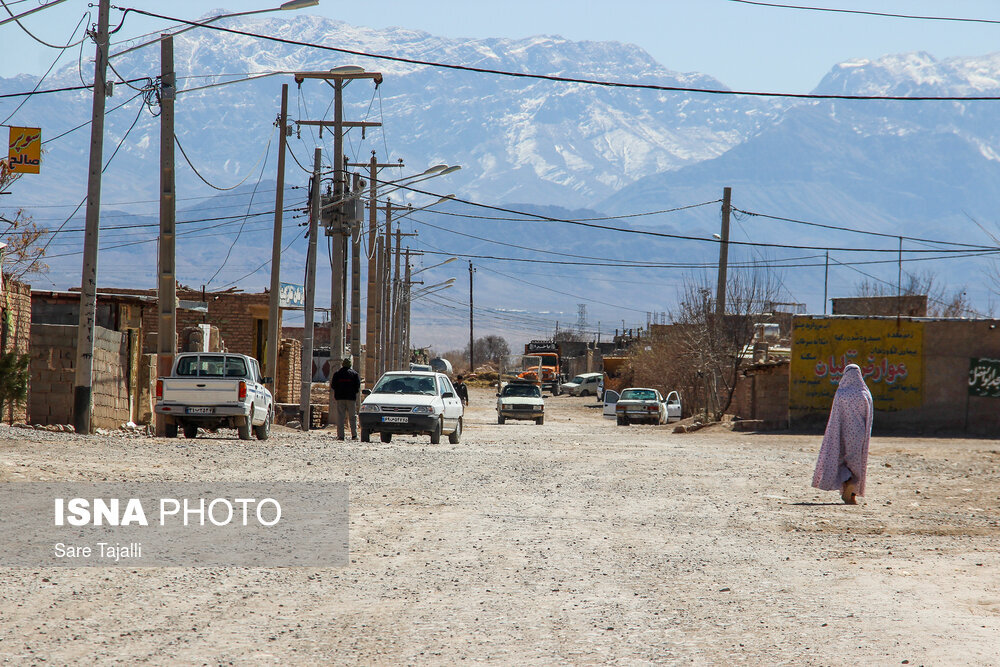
823 250 829 315
715 186 732 321
380 203 393 373
468 261 475 373
346 153 403 386
73 0 110 435
350 171 362 370
299 148 321 432
390 227 401 369
266 83 289 397
154 33 176 437
402 251 412 368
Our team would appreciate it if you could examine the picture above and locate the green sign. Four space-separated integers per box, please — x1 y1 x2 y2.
968 358 1000 397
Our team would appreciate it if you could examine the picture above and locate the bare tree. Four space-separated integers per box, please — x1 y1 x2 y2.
854 270 973 317
0 168 48 277
631 267 780 421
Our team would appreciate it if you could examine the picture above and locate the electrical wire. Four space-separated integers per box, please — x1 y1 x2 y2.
426 200 722 223
0 0 86 49
726 0 1000 25
385 180 999 254
115 7 1000 102
206 135 273 285
174 129 273 191
1 10 88 124
0 77 151 99
40 89 143 145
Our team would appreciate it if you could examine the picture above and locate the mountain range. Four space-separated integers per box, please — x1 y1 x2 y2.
3 14 1000 348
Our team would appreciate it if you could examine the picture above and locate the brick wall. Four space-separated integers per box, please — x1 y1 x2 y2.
2 276 31 424
29 324 131 429
277 338 301 404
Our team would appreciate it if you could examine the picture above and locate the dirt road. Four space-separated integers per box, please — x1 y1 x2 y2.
1 387 997 664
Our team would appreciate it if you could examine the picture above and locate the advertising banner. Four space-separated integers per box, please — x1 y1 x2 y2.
279 282 305 308
7 126 41 174
790 317 923 415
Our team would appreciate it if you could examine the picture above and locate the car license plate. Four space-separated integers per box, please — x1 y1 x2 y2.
381 416 408 423
186 407 214 415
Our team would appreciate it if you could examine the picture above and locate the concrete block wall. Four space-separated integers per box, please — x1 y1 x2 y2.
28 324 76 426
91 327 130 429
2 276 32 423
29 324 131 429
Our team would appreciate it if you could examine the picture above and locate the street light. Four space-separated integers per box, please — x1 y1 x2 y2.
411 257 457 277
410 277 456 299
110 0 319 58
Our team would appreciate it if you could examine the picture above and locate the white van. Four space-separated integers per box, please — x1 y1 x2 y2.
561 372 602 396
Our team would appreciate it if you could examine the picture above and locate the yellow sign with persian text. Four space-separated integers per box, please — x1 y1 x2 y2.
790 317 923 415
7 126 41 174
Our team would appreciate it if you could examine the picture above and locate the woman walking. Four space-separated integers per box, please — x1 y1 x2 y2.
812 363 874 504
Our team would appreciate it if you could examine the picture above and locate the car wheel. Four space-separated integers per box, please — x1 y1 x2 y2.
380 432 392 443
237 409 252 441
535 416 544 425
183 424 198 439
448 417 462 444
254 408 271 440
430 417 442 444
497 415 505 425
164 422 178 438
616 416 624 426
360 429 371 442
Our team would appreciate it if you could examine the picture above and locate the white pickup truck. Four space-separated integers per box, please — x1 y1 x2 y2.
154 352 273 440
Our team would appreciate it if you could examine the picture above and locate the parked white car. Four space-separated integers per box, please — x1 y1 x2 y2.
154 352 273 440
560 372 602 397
359 371 464 444
496 380 545 425
611 388 682 425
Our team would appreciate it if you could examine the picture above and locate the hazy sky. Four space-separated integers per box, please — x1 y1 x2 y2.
4 0 1000 91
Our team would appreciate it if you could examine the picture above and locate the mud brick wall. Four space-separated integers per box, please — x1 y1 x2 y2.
277 338 301 404
29 325 131 429
2 277 32 424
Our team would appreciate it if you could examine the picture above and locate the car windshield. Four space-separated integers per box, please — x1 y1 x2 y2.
569 376 585 384
621 389 657 401
175 355 247 378
502 384 540 398
372 374 437 395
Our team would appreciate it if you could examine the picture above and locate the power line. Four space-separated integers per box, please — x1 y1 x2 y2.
386 180 998 254
732 207 997 250
726 0 1000 25
116 7 1000 102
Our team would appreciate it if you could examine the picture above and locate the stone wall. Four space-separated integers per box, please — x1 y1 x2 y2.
1 276 31 424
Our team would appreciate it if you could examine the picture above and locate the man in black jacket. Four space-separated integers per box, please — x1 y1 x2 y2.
453 375 470 406
330 358 361 440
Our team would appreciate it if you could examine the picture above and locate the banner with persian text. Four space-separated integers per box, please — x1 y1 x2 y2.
790 317 923 415
7 126 41 174
968 358 1000 397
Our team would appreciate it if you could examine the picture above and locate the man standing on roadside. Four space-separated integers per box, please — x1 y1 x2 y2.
453 374 470 406
330 358 361 440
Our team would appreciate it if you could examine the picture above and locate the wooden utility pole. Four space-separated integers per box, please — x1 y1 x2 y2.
715 186 732 320
154 33 176 437
265 83 289 396
73 0 110 435
299 148 321 431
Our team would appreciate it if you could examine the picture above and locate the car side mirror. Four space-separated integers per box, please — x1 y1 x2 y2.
362 388 371 396
442 391 455 398
495 393 501 397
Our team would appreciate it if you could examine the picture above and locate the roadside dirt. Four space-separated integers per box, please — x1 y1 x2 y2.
0 387 997 664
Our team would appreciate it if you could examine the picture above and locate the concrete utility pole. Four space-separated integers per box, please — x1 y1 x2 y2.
265 83 290 396
390 227 401 369
402 251 411 367
299 148 321 431
350 171 362 371
330 80 345 370
379 202 393 374
468 261 475 373
154 33 176 437
347 153 402 386
715 186 732 320
73 0 110 435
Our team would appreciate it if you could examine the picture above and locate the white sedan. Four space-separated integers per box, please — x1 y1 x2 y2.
611 388 682 425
